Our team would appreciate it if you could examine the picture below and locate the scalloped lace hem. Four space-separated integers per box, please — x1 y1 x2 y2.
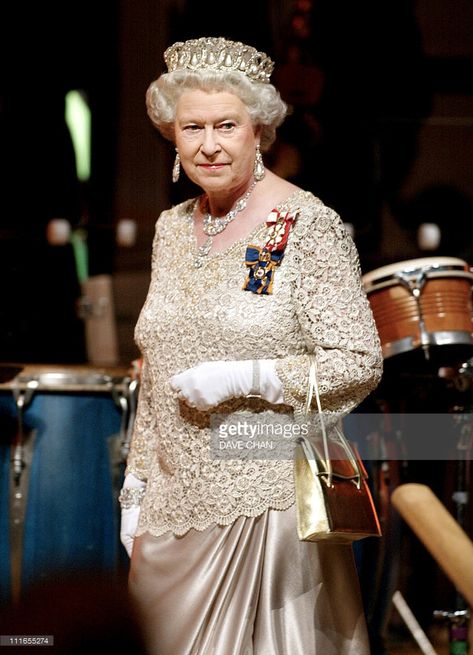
136 494 296 538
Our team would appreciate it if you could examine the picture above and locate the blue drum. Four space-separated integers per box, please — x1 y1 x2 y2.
0 367 134 604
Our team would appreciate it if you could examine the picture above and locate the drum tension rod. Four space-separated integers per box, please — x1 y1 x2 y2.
395 270 431 360
12 379 39 485
121 378 139 461
111 378 139 463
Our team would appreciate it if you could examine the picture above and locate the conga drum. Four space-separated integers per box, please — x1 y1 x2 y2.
0 365 136 604
363 257 473 367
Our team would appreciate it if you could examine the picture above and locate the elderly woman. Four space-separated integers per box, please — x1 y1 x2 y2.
120 36 383 655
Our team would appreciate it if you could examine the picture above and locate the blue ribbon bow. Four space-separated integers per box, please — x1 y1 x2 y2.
243 246 285 295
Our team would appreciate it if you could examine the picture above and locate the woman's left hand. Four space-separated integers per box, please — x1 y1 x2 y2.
169 359 284 410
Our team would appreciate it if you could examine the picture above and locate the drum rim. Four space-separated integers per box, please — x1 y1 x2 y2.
382 330 473 359
0 371 130 393
362 256 470 285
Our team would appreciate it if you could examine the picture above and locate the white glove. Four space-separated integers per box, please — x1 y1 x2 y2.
119 473 146 558
169 359 284 411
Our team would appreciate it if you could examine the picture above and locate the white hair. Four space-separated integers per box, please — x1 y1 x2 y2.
146 69 288 151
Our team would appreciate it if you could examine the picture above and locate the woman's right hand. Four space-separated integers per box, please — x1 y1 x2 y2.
119 473 146 558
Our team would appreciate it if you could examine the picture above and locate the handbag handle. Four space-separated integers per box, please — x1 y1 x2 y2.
303 354 363 489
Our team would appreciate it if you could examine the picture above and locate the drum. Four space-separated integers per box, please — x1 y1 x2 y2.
363 257 473 365
0 365 137 604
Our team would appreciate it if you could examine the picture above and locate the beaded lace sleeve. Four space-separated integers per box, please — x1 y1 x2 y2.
275 201 383 415
124 222 163 483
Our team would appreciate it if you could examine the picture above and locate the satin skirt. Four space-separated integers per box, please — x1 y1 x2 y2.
128 504 370 655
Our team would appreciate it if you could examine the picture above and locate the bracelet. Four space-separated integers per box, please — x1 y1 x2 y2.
118 487 146 509
246 359 262 398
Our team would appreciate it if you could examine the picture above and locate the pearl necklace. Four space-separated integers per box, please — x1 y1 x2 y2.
194 180 257 268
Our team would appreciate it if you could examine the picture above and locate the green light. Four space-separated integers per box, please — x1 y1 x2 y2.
70 228 89 283
65 90 91 182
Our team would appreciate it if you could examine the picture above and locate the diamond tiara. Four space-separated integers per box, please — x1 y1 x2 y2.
163 37 274 84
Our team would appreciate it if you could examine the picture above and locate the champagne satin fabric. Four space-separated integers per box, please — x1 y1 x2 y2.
128 504 369 654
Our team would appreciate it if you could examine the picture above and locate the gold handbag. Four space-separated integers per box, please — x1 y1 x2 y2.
294 355 382 543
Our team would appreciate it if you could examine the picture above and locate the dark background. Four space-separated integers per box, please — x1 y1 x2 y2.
1 1 473 651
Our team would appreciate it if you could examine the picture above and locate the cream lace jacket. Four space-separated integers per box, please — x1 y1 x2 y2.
126 190 383 537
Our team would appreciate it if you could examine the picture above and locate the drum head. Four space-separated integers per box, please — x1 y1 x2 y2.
362 256 470 287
